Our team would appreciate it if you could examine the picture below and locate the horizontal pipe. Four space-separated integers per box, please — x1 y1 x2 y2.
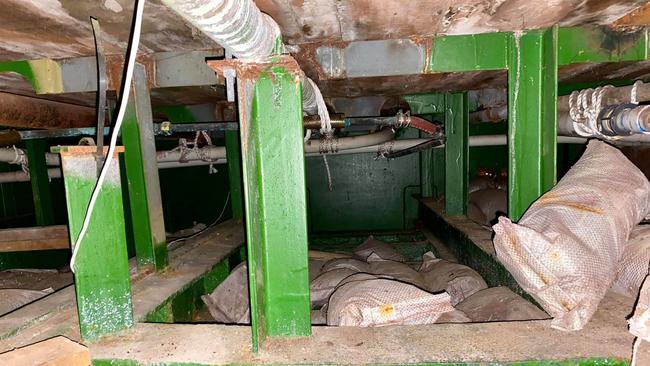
1 135 587 183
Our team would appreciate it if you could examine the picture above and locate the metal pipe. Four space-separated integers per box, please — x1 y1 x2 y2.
0 135 587 183
160 0 323 117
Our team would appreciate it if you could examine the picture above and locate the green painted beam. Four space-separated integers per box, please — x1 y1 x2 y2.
507 28 558 221
238 63 311 350
0 59 63 94
558 26 648 65
430 32 510 72
444 92 469 216
121 64 168 271
25 140 55 226
225 130 243 220
56 146 133 340
427 25 648 73
404 94 446 115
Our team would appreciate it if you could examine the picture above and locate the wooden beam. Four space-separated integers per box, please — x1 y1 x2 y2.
0 225 69 252
0 92 95 129
0 336 90 366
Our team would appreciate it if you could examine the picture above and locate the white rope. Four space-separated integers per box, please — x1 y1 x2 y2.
568 85 616 139
70 0 145 273
322 155 332 191
632 80 643 105
303 128 312 143
307 78 332 136
305 77 336 191
375 140 395 160
9 146 28 175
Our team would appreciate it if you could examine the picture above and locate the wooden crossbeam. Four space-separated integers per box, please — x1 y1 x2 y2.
0 225 69 252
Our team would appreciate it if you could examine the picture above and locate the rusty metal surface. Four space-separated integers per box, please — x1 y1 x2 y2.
257 0 647 44
0 1 649 112
0 92 96 129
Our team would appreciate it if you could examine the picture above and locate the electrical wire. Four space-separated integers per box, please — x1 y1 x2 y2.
69 0 146 272
167 192 231 248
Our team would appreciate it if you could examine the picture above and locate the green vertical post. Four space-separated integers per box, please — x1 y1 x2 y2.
26 139 54 225
444 92 469 216
237 63 311 350
420 146 434 198
56 146 133 340
432 148 445 198
121 64 168 270
225 130 243 220
508 27 558 221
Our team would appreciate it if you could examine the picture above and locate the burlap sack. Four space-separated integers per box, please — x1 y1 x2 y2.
612 225 650 298
327 278 457 326
419 252 487 305
455 286 548 322
353 236 406 262
493 140 650 331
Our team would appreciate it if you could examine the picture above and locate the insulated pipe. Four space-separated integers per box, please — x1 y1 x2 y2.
0 135 587 183
160 0 322 116
160 0 281 61
303 128 394 153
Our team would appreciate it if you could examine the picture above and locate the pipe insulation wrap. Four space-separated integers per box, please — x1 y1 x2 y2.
161 0 281 61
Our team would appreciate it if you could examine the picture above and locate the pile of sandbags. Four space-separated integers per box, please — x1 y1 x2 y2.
493 140 650 331
203 236 546 327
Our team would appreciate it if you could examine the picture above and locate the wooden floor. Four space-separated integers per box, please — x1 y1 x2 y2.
0 219 244 353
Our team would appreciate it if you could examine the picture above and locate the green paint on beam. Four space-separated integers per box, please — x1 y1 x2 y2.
225 131 244 220
25 140 55 226
429 32 510 72
0 59 63 94
92 357 630 365
121 66 168 271
558 26 648 65
154 106 199 123
404 93 446 115
58 149 133 340
241 66 311 349
508 28 558 221
444 92 469 216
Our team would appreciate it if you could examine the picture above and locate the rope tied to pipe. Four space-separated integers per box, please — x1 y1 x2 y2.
170 130 218 174
9 145 29 176
568 85 617 140
305 77 336 191
375 140 395 160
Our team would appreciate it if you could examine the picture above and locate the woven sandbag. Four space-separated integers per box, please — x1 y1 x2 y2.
493 140 650 331
202 262 250 324
612 225 650 298
321 258 370 273
310 268 358 308
455 286 549 322
630 275 650 342
468 188 507 226
353 236 406 262
419 252 487 305
366 253 426 288
327 278 456 326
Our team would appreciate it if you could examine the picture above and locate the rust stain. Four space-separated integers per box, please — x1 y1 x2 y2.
536 196 604 214
614 2 650 27
378 304 395 318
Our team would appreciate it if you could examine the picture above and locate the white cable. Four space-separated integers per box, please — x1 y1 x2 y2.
167 192 231 249
69 0 145 273
322 155 332 191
